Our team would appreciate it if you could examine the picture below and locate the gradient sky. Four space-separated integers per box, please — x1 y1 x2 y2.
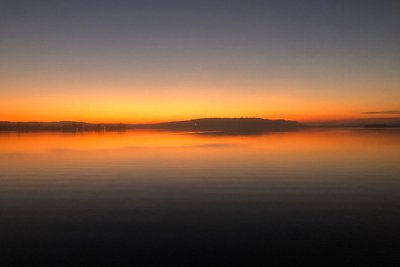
1 0 399 122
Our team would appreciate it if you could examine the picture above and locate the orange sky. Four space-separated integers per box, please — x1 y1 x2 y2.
1 80 399 123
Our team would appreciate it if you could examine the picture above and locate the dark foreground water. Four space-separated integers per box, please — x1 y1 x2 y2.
1 129 400 266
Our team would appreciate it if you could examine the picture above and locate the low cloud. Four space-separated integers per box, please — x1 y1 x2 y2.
362 110 400 114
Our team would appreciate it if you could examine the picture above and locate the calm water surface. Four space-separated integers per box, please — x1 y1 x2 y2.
1 129 400 265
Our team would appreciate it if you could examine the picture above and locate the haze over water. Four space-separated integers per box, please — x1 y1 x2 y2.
1 129 400 265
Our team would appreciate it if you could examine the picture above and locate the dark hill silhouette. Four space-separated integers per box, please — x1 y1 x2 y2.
364 123 400 128
0 118 303 134
0 118 303 133
2 117 399 133
129 118 304 134
308 117 400 128
0 121 126 132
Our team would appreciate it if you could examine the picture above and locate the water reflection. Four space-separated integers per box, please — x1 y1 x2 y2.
1 129 400 265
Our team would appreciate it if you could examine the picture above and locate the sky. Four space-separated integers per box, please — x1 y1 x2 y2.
1 0 400 123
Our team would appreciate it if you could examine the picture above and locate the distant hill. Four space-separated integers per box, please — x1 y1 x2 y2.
129 118 304 134
308 117 400 128
4 117 398 133
0 121 126 132
0 118 303 134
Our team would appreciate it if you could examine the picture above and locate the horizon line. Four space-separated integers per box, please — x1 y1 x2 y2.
2 116 400 125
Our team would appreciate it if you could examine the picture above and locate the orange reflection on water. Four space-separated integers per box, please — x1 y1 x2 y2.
1 128 400 154
0 129 399 186
1 129 399 164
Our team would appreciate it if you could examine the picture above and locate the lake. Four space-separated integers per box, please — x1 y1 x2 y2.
1 129 400 266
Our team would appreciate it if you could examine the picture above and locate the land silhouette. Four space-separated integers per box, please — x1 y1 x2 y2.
0 117 399 133
0 121 127 132
0 118 302 134
130 118 303 134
